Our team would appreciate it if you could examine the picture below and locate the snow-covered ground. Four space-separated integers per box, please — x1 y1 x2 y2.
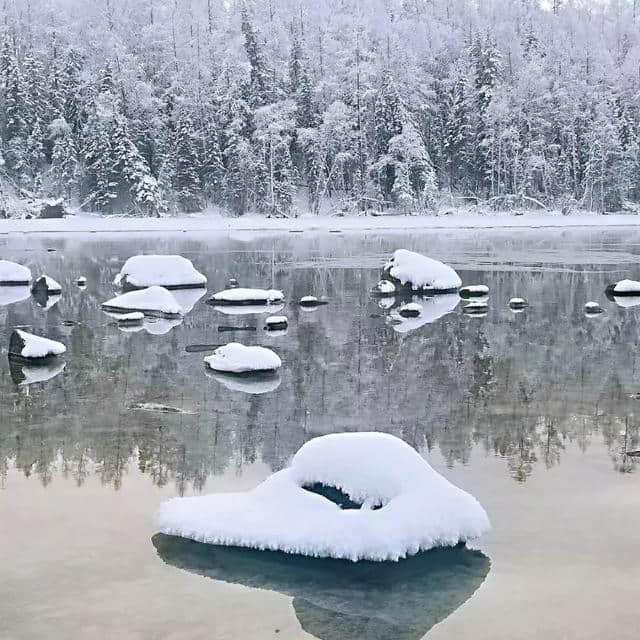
3 211 640 236
156 432 490 561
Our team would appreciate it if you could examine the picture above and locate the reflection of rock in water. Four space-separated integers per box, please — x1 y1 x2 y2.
9 358 66 385
204 368 281 395
152 534 490 640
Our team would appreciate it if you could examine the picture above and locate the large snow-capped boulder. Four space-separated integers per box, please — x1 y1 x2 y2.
114 255 207 290
9 329 66 360
0 260 31 286
606 279 640 297
204 343 282 374
156 432 490 562
382 250 461 294
208 287 284 306
101 286 183 317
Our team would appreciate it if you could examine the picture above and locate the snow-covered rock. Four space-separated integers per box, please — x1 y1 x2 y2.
31 275 62 297
0 286 30 306
114 255 206 290
9 329 66 360
0 260 31 285
382 249 461 293
608 279 640 296
584 301 604 316
459 285 489 299
299 295 329 308
76 276 87 287
205 369 282 394
9 358 66 385
398 302 422 318
204 342 282 374
371 279 396 295
390 295 459 333
156 432 490 562
508 297 528 310
209 287 285 306
265 315 288 331
101 286 183 317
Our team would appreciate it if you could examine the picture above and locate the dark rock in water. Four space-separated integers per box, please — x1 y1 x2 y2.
46 248 56 252
605 281 640 297
625 450 640 458
399 307 421 318
218 326 257 332
299 296 329 308
39 200 66 219
76 277 87 287
265 319 288 331
152 534 490 640
8 330 26 358
185 343 224 353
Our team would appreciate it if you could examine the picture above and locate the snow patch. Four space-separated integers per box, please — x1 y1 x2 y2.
156 432 490 562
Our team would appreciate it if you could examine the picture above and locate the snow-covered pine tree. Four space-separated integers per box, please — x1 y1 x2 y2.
175 113 202 212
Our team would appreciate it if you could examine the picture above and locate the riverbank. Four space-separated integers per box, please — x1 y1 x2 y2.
2 211 640 236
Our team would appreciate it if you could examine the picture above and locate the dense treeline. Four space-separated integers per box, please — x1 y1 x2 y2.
1 0 640 216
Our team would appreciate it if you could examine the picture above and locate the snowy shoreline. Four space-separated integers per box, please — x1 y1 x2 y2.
2 212 640 236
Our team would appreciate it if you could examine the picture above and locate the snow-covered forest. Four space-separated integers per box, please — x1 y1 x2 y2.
1 0 640 217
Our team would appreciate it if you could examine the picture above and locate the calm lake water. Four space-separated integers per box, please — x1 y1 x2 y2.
2 228 640 640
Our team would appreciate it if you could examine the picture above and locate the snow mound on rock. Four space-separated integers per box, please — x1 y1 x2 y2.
156 432 490 562
10 329 66 359
204 342 281 373
613 279 640 294
210 288 284 304
114 255 206 289
102 286 183 316
0 260 31 285
384 250 461 292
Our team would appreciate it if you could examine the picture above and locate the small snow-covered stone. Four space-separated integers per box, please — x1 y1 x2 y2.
608 279 640 296
9 329 66 360
156 432 490 561
398 302 422 318
114 255 207 290
204 342 282 374
584 301 604 316
76 276 87 287
509 297 528 310
102 286 183 317
209 288 284 306
459 285 489 299
382 249 461 293
31 275 62 297
0 260 31 286
265 315 288 331
372 279 396 294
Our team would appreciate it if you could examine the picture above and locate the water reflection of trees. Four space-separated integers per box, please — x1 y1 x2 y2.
2 233 640 491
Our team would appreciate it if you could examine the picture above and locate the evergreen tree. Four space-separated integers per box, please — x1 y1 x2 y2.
175 114 202 212
50 121 78 200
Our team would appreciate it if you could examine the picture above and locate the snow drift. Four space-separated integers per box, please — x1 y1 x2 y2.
156 432 490 562
382 250 461 293
114 255 207 290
